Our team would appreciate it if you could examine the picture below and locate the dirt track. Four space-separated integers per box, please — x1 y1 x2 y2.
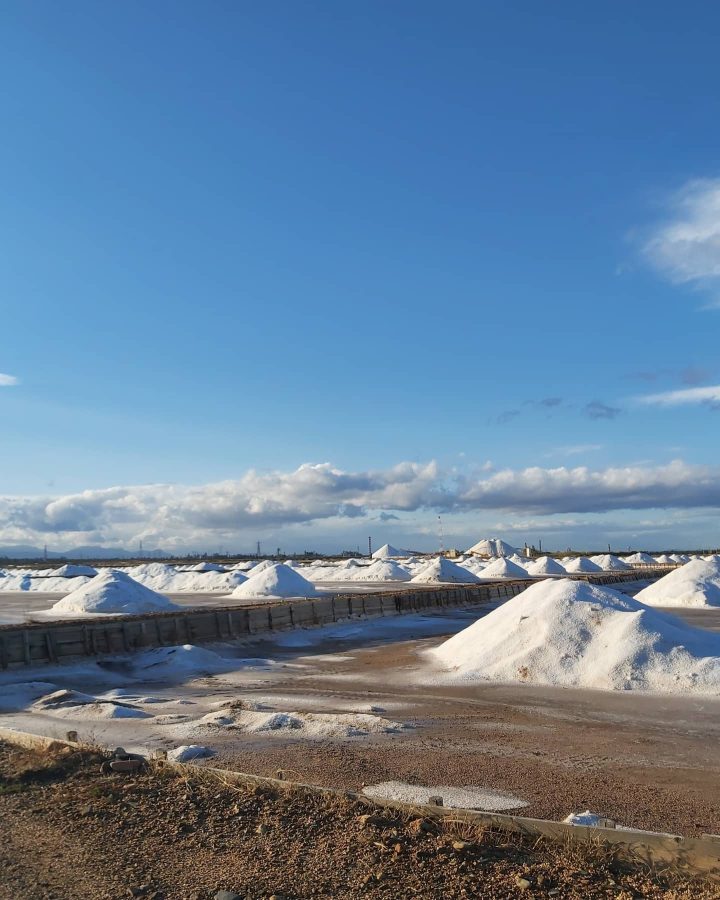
1 741 717 900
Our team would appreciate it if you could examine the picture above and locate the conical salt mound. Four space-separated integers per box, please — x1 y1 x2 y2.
189 562 227 572
480 557 528 578
349 560 411 582
592 554 631 571
625 552 656 565
51 571 179 615
49 564 98 578
430 579 720 693
372 543 412 559
231 564 320 599
635 557 720 608
563 557 603 573
467 538 516 558
526 556 566 576
411 557 481 584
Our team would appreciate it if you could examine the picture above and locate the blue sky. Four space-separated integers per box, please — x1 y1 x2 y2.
1 1 719 554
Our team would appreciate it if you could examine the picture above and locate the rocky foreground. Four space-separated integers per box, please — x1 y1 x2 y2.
0 741 716 900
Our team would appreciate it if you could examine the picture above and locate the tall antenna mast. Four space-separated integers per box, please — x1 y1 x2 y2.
438 515 444 554
256 540 261 557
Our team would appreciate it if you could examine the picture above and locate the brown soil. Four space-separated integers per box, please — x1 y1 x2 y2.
203 632 720 838
1 741 718 900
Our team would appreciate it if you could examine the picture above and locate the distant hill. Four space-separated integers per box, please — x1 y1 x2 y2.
0 544 169 560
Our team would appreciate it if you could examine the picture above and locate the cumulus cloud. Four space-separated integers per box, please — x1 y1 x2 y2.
454 460 720 514
642 178 720 304
0 373 19 386
2 459 720 549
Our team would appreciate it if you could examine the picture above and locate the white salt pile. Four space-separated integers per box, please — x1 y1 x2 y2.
429 578 720 693
479 557 529 579
525 556 566 577
130 565 247 593
231 563 320 599
562 556 603 573
0 573 92 592
411 557 481 584
591 554 632 571
635 557 720 608
132 644 234 678
188 562 227 573
459 557 487 575
625 552 657 566
50 571 179 616
372 543 413 559
654 554 675 565
168 745 215 762
32 688 151 719
49 564 98 578
348 560 411 582
467 538 517 558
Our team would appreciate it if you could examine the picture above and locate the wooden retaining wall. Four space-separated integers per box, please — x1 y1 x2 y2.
0 569 671 669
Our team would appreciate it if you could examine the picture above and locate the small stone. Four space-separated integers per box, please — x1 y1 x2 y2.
393 843 403 854
213 892 243 900
255 823 271 835
515 876 531 891
127 888 148 898
452 840 472 851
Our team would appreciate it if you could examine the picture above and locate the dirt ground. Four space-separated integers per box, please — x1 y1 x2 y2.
206 617 720 838
1 740 718 900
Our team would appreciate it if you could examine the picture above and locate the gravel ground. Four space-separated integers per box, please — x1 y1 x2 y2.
1 741 718 900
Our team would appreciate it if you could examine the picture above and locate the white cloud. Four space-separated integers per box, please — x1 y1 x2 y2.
2 459 720 550
454 459 720 515
0 373 19 386
637 385 720 407
642 178 720 304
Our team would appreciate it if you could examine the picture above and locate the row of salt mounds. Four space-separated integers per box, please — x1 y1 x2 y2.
124 562 247 593
231 563 320 599
635 557 720 608
0 573 93 592
51 571 179 615
372 543 414 559
467 538 517 558
430 578 720 693
411 557 481 584
479 557 529 579
525 556 566 577
344 559 411 582
563 556 603 574
591 554 632 571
